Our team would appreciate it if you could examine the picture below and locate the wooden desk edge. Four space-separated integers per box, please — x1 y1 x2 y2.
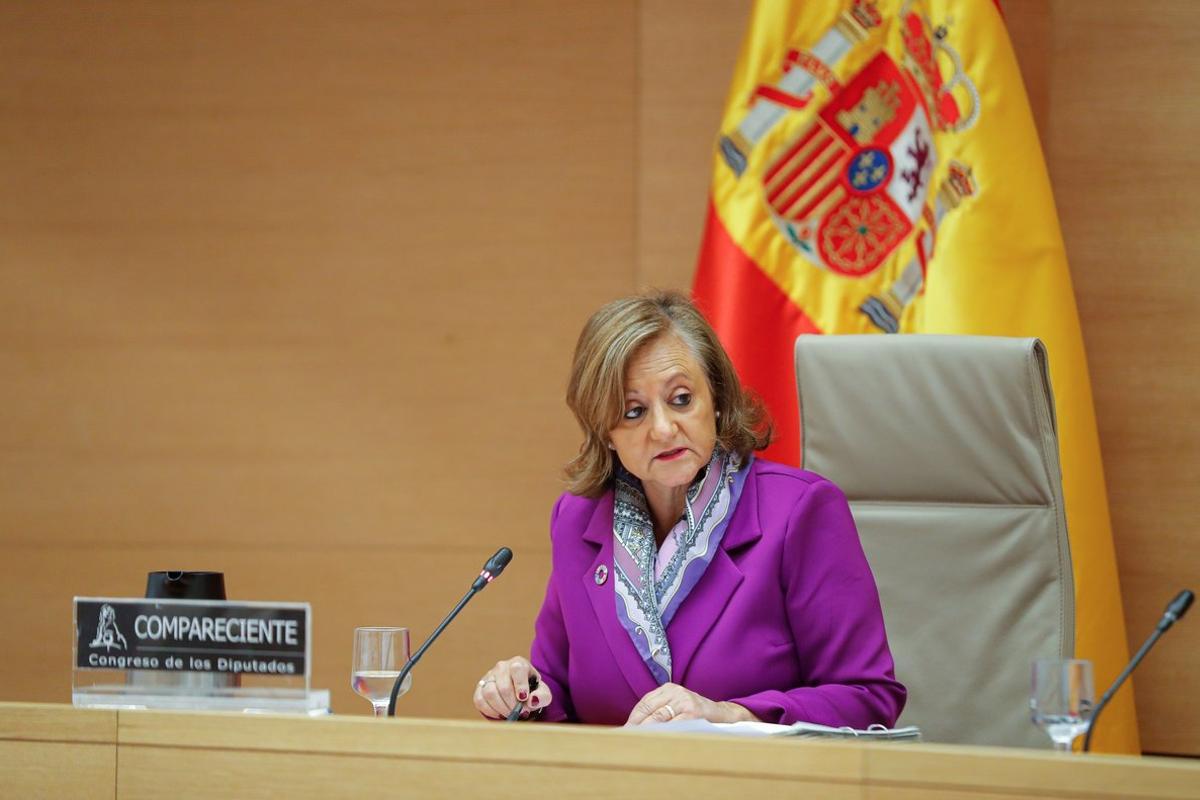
3 703 1198 799
117 709 866 783
0 701 117 743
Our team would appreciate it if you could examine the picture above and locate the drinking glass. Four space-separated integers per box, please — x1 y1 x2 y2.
351 627 412 717
1030 658 1094 751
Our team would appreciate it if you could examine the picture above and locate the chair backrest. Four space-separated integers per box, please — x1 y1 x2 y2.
794 334 1074 748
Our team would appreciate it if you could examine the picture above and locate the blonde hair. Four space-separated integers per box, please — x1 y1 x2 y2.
564 290 771 497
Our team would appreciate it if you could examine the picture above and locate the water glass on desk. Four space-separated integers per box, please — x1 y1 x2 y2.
352 627 412 717
1030 658 1094 751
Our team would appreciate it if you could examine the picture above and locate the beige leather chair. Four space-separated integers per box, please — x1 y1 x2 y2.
794 334 1074 748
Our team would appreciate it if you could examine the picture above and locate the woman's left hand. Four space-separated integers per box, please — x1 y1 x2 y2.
625 682 758 725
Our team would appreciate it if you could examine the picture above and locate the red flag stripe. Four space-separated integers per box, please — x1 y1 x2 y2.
692 200 820 467
776 145 845 217
751 84 812 110
763 124 825 185
766 132 837 205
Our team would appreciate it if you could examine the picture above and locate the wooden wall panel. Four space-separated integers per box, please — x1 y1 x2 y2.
1041 0 1200 756
636 0 747 290
1 0 1196 758
1 544 547 719
0 0 635 719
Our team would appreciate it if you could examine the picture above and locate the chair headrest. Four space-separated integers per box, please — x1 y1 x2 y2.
795 334 1059 505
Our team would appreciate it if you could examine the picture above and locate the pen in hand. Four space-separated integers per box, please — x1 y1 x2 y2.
506 674 540 722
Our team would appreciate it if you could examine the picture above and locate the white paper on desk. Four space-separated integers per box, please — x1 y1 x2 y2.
629 719 921 740
784 722 922 740
628 719 792 737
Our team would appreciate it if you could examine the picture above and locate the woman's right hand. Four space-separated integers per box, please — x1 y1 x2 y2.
473 656 553 719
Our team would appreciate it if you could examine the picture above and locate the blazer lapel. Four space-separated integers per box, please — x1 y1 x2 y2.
667 463 763 685
580 492 660 700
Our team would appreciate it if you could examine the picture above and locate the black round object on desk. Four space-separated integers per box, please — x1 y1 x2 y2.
132 571 238 690
145 571 227 600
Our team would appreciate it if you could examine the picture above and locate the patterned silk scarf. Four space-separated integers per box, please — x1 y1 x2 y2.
612 449 751 685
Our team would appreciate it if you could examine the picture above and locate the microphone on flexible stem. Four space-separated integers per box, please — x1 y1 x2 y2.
1082 589 1193 752
385 547 513 717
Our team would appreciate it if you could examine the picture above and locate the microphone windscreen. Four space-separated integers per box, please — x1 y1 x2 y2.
471 547 514 591
487 547 514 576
1166 589 1194 621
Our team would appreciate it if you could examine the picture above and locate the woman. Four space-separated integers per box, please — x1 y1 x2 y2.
473 291 905 726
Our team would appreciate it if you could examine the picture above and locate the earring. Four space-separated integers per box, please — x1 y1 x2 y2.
715 410 722 418
607 442 616 450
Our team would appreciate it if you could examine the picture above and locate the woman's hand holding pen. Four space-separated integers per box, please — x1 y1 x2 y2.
473 656 552 720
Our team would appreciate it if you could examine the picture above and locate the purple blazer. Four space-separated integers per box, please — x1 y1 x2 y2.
529 458 906 727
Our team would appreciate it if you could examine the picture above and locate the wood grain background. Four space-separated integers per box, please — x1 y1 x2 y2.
1 0 1195 756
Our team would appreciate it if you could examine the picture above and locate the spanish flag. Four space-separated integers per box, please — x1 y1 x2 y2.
693 0 1139 753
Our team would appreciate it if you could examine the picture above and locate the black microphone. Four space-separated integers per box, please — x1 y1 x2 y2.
386 547 514 717
1082 589 1193 752
1159 590 1194 630
472 547 514 591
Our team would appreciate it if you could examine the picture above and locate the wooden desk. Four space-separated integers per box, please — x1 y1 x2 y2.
2 702 1197 799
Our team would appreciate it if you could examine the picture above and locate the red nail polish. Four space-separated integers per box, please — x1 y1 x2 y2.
530 696 540 708
518 691 528 701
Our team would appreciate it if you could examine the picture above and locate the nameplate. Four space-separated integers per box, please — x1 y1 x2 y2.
74 597 309 676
